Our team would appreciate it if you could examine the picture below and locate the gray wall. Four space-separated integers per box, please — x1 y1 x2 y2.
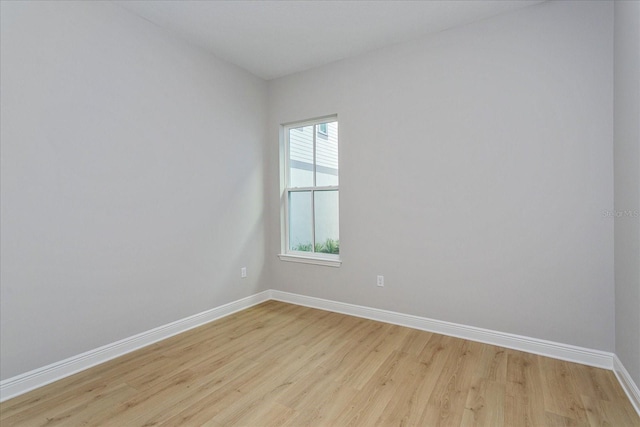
267 0 616 352
2 0 632 384
614 0 640 387
0 1 268 380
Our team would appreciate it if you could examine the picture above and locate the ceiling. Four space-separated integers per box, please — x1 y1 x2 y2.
115 0 545 81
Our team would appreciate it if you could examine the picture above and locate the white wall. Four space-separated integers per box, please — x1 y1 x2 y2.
0 1 268 380
614 0 640 387
267 0 615 351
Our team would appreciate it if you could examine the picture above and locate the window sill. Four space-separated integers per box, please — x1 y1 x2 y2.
278 253 342 268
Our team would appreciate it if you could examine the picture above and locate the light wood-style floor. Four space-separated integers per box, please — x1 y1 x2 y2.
1 301 638 426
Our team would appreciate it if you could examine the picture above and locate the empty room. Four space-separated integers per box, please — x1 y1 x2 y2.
1 0 639 425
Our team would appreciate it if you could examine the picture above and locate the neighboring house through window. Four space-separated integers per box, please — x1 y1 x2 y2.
279 117 340 267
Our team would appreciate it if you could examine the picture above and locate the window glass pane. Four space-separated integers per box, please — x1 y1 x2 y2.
314 190 339 254
288 191 313 252
315 121 338 187
288 125 314 188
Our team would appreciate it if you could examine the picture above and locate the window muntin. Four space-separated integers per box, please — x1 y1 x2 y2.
284 118 339 260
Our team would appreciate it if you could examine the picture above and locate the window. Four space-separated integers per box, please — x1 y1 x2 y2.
279 117 340 267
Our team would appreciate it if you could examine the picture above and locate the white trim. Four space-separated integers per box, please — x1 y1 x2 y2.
0 291 271 403
287 185 340 192
614 355 640 416
277 253 342 267
281 114 338 129
270 290 614 370
4 288 638 418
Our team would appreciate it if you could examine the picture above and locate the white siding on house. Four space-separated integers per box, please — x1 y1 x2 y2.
289 121 338 187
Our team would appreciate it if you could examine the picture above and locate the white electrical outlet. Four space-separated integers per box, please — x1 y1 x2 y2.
377 275 384 287
241 267 247 278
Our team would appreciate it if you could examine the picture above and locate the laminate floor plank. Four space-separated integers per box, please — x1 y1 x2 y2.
420 339 483 426
504 351 547 427
329 350 416 426
375 334 460 426
277 367 359 426
1 301 638 426
540 357 590 423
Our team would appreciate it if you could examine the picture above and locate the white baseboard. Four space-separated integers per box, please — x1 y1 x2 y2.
0 291 271 402
270 290 614 370
272 291 640 418
614 354 640 416
2 288 638 419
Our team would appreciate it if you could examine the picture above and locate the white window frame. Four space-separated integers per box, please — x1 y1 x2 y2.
278 116 341 267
